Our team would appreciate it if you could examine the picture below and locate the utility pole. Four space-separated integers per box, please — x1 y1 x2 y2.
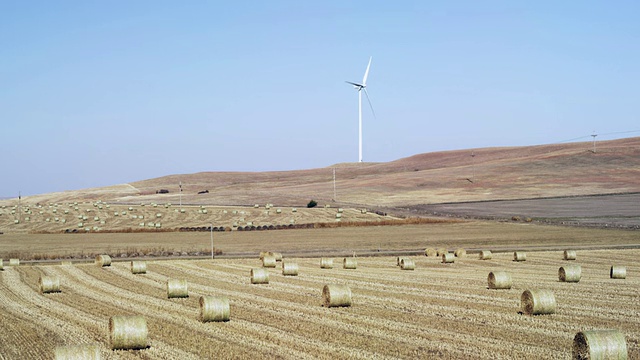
333 168 337 202
471 152 476 182
210 223 214 260
179 181 182 207
591 132 597 153
18 191 21 223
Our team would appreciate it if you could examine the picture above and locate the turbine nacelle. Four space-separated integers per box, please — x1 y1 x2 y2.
345 81 365 90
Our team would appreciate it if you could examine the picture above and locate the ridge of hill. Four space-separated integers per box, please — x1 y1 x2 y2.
4 137 640 208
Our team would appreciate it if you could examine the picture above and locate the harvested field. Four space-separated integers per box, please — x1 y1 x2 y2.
1 249 638 359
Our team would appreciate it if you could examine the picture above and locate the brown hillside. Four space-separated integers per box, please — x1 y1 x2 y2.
6 137 640 207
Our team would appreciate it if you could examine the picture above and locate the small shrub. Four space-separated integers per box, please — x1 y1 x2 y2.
307 200 318 208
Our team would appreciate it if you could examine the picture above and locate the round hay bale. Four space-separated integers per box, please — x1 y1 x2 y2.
262 255 277 268
343 257 357 269
167 279 188 298
564 250 577 260
39 275 61 294
442 253 455 264
400 258 415 270
0 259 3 270
396 257 405 266
559 265 582 283
95 255 111 267
436 248 447 256
9 258 19 266
109 315 148 350
479 250 493 260
60 261 73 266
131 261 147 275
488 271 512 289
251 268 269 284
520 289 556 315
54 343 101 360
272 252 283 262
572 329 628 360
454 248 466 258
259 251 267 260
425 248 437 257
282 262 299 276
199 296 230 322
322 284 352 307
610 266 627 279
320 258 334 269
513 251 527 262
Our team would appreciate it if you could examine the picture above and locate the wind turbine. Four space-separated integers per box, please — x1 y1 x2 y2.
346 56 375 163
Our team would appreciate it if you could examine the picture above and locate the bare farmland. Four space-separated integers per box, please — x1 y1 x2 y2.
1 249 638 359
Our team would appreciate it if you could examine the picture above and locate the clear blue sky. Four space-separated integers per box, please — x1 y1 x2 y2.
2 1 639 197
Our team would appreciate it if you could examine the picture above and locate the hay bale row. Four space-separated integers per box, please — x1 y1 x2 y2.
479 250 492 260
54 343 101 360
400 258 415 270
323 284 351 307
282 262 299 276
521 289 556 315
343 258 357 269
167 279 189 298
564 250 577 260
442 253 455 264
40 275 61 294
251 268 269 284
454 248 466 258
109 316 147 350
559 265 582 283
320 258 334 269
199 296 230 322
610 265 626 279
131 261 147 274
96 255 111 267
513 251 527 262
572 329 628 360
488 271 512 289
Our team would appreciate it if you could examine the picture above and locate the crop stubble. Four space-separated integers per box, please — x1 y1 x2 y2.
1 250 638 359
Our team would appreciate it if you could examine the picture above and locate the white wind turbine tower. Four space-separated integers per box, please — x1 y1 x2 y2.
346 56 375 163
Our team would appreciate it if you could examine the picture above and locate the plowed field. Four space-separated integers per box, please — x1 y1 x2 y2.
1 250 638 359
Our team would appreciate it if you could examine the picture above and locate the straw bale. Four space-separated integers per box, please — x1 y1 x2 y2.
167 279 189 298
442 253 455 264
521 289 556 315
454 248 466 258
9 258 19 266
0 259 3 270
513 251 527 262
436 248 447 256
564 250 577 260
572 329 628 360
251 268 269 284
282 262 299 276
60 261 73 266
559 265 582 283
95 255 111 267
109 316 148 350
400 258 415 270
425 248 437 257
54 343 101 360
320 258 334 269
131 261 147 274
262 255 277 268
479 250 493 260
343 257 357 269
323 284 352 307
39 275 61 294
199 296 230 322
488 271 512 289
610 266 626 280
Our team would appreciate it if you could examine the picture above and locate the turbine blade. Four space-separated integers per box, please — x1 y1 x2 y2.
363 88 376 119
345 81 363 87
362 56 372 86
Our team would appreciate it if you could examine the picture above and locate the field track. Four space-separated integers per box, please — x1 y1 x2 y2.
1 250 638 359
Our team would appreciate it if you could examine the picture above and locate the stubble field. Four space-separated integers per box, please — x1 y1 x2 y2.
1 246 638 359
